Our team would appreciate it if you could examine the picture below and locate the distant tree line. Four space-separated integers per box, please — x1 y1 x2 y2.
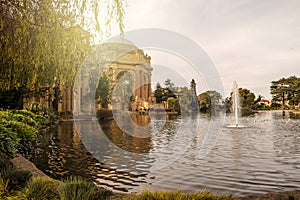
152 75 300 116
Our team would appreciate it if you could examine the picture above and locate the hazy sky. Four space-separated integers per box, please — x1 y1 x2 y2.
111 0 300 99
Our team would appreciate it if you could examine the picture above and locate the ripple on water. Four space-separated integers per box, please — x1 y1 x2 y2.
31 112 300 195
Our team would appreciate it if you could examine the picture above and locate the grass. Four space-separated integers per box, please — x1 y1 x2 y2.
20 177 60 200
59 176 112 200
123 190 237 200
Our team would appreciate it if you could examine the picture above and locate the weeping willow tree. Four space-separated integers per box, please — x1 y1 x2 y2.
0 0 125 109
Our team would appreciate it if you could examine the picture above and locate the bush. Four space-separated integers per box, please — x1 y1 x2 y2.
124 190 237 200
0 178 9 199
13 110 49 127
24 102 56 123
0 110 49 156
0 164 32 192
0 119 38 155
0 125 20 157
20 178 60 200
58 177 112 200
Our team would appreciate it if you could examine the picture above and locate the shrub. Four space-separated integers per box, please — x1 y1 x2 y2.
0 178 9 199
24 102 56 123
0 125 20 157
13 110 49 127
59 176 112 200
20 178 60 200
0 164 32 192
0 120 38 155
0 110 49 155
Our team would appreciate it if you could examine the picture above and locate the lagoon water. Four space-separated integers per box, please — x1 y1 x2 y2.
31 111 300 196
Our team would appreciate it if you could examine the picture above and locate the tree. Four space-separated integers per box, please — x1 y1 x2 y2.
177 87 197 115
95 73 112 108
239 88 256 108
154 80 176 103
164 78 175 92
0 0 125 109
270 76 300 109
198 90 222 113
154 83 163 103
226 87 260 115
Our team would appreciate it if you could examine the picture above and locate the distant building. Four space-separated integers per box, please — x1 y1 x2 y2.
259 99 271 107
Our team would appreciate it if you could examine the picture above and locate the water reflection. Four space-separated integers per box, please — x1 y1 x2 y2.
31 111 300 196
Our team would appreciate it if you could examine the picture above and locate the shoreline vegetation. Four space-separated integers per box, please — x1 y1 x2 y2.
3 155 300 200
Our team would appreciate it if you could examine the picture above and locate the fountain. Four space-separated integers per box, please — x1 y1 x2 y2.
227 81 245 128
232 81 240 126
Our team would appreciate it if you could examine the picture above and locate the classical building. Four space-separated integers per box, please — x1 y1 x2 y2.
73 37 153 115
104 39 153 110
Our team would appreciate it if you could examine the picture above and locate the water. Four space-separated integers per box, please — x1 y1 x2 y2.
31 111 300 196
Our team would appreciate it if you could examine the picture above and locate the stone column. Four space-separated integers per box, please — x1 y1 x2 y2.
135 68 140 99
140 71 144 100
148 74 152 101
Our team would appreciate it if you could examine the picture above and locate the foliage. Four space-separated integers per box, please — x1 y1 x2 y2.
154 80 177 104
0 124 20 157
270 76 300 109
0 177 9 199
0 110 47 157
13 110 49 127
110 71 133 110
154 83 164 103
178 87 198 115
124 190 237 200
19 178 60 200
59 176 112 200
0 0 125 109
164 78 176 92
95 73 112 108
198 90 222 113
226 88 260 115
24 102 56 123
167 97 180 112
0 163 32 192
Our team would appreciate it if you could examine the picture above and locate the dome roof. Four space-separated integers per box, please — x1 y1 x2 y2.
104 36 136 48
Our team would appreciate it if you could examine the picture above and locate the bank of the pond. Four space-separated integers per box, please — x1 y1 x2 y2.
6 155 300 200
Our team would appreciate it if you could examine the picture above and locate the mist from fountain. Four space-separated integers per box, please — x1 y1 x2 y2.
226 81 246 128
232 81 240 127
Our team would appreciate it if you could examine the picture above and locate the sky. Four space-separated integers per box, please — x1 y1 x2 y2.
109 0 300 99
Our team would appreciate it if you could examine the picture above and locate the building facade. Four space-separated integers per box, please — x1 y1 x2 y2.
73 38 153 115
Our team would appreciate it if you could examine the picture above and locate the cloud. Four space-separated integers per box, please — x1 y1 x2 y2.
122 0 300 99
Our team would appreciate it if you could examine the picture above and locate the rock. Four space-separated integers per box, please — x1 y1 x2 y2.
10 154 48 178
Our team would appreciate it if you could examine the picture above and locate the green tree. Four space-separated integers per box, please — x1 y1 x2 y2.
95 73 112 108
154 83 163 103
226 87 259 115
164 78 175 92
177 87 195 115
198 90 222 113
270 76 300 109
